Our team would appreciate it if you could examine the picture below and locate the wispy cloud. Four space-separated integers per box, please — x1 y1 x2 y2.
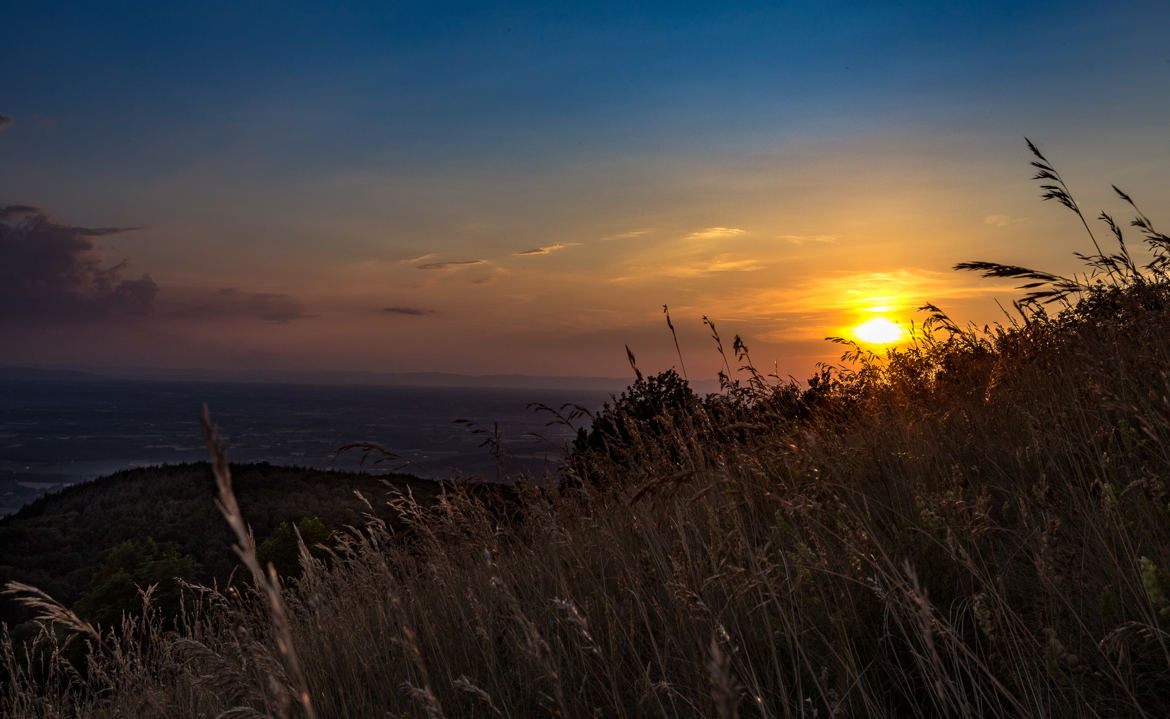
165 288 311 323
513 242 579 256
602 229 653 241
779 233 838 245
661 257 763 278
612 255 763 281
686 227 745 241
983 214 1024 228
417 259 487 270
0 115 13 131
470 267 511 285
399 253 436 265
383 306 433 316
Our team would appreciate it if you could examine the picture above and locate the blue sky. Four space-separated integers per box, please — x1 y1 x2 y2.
2 1 1168 376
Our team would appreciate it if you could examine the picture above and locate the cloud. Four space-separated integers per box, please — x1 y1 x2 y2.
779 234 839 245
513 242 579 256
399 253 436 265
383 306 433 316
470 267 511 285
0 204 311 326
660 257 763 278
983 214 1024 228
164 288 310 323
0 205 41 219
685 227 746 241
602 229 653 241
0 115 13 131
0 205 157 321
417 259 487 270
611 256 763 281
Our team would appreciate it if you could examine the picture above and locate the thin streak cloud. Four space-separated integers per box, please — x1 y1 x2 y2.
513 243 579 256
417 259 487 270
686 227 746 241
602 229 653 241
983 214 1025 228
163 288 311 323
611 256 764 281
383 306 433 316
779 234 839 245
660 257 763 277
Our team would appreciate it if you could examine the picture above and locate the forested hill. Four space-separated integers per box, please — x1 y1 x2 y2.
0 462 440 626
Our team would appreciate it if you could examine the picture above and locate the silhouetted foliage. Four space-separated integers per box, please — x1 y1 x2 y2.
257 517 332 580
74 538 200 628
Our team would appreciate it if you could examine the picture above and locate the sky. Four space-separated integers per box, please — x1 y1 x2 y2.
2 0 1169 382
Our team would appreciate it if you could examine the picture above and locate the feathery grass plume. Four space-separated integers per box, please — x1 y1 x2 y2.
331 440 405 470
626 343 643 381
702 315 735 388
707 633 742 719
201 405 318 719
454 418 506 480
526 400 595 429
452 674 503 715
957 138 1170 310
664 304 689 380
1027 137 1107 262
393 592 448 719
2 581 101 645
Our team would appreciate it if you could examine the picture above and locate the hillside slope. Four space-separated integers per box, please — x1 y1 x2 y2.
0 462 437 625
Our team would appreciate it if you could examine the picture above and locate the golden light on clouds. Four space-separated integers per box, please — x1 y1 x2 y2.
685 227 746 241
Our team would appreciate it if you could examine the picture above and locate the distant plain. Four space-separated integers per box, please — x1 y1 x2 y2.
0 374 614 515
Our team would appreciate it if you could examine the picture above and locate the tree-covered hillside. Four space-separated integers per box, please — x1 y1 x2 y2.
0 462 437 626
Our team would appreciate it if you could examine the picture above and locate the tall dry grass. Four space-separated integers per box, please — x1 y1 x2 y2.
3 140 1170 717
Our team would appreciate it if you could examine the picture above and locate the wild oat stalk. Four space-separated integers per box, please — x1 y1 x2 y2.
956 138 1167 308
201 405 318 719
1 581 101 645
665 304 689 381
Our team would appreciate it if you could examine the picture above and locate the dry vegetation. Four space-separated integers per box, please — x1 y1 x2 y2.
4 141 1170 717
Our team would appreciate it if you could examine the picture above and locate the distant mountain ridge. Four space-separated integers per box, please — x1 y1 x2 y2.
0 367 109 382
0 365 713 392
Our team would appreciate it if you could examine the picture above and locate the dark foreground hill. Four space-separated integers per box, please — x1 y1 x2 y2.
0 462 441 626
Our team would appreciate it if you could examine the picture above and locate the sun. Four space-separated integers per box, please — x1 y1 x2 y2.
852 317 904 345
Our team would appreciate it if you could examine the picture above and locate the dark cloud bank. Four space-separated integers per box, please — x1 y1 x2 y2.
0 115 14 131
0 205 307 325
0 205 156 320
383 306 432 316
166 288 310 323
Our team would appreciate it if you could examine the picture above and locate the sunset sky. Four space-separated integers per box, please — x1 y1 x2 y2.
3 1 1168 381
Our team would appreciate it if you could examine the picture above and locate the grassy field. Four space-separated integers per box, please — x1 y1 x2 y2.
4 142 1170 717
